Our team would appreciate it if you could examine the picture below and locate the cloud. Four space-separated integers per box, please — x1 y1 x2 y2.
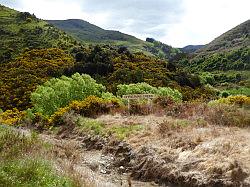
80 0 185 39
0 0 249 47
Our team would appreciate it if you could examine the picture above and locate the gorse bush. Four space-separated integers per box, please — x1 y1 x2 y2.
117 82 182 102
0 108 25 125
48 96 120 125
209 95 250 107
0 48 74 110
31 73 105 116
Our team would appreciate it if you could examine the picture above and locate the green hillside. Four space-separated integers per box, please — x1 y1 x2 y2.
47 19 182 60
196 19 250 55
47 19 142 44
176 20 250 90
0 5 79 63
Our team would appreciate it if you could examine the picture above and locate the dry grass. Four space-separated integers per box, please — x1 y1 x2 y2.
125 116 250 186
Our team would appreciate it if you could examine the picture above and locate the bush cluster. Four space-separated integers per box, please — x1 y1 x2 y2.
117 82 182 102
48 96 120 125
0 48 74 110
31 73 105 116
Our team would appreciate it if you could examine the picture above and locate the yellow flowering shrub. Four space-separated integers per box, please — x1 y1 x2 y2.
209 95 250 107
0 48 74 111
48 96 120 125
0 108 25 125
48 107 70 125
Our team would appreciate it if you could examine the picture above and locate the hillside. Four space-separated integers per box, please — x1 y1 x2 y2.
175 20 250 89
47 19 142 44
48 19 182 60
196 19 250 54
0 5 79 63
181 45 204 53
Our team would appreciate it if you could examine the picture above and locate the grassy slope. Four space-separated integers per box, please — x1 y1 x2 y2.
0 5 78 63
47 19 182 60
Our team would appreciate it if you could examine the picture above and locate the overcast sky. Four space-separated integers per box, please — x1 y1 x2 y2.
1 0 249 47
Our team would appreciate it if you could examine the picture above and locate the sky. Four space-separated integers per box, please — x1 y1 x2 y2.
1 0 249 47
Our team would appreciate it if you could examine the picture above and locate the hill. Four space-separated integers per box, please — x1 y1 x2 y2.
175 21 250 89
47 19 182 60
196 19 250 55
181 45 204 53
47 19 142 44
0 5 79 63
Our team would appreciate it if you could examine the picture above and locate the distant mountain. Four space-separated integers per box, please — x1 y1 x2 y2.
196 19 250 55
181 45 204 53
47 19 182 60
0 5 79 63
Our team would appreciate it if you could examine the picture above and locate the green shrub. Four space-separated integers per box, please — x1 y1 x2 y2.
117 82 182 102
220 91 230 98
199 72 215 85
225 87 250 96
31 73 105 116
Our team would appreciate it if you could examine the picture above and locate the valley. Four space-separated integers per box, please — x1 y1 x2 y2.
0 2 249 187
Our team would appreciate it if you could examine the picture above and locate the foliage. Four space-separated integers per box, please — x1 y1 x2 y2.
117 82 182 102
145 38 182 60
209 95 250 107
0 108 25 125
199 72 216 85
224 87 250 96
69 45 212 101
47 20 182 60
31 73 105 116
181 48 250 72
0 48 74 110
67 96 120 117
0 5 79 63
48 96 120 125
176 86 219 101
